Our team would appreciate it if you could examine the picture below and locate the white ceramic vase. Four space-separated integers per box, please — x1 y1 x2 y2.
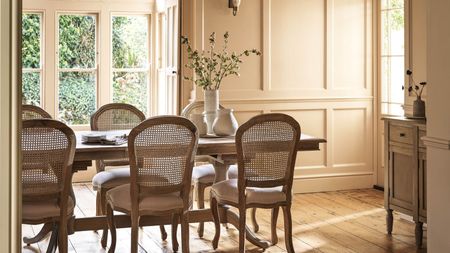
204 89 219 135
189 113 207 136
213 108 238 136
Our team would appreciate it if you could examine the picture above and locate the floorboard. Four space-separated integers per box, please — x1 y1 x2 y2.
21 184 427 253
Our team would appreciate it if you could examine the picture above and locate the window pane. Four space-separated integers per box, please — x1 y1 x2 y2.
381 10 404 56
382 0 404 10
112 16 149 68
381 56 404 115
22 72 41 106
22 13 41 68
59 15 96 69
59 72 96 125
112 72 148 113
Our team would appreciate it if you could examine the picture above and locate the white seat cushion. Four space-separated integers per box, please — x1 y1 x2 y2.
227 164 238 179
192 164 215 184
210 179 286 205
22 197 75 222
92 167 130 191
106 184 184 214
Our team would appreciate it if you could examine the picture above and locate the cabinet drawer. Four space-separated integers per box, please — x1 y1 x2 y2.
390 124 414 145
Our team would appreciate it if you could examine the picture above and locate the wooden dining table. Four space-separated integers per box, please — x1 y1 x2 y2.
42 130 325 249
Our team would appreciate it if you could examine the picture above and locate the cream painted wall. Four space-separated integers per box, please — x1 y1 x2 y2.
182 0 375 193
425 0 450 251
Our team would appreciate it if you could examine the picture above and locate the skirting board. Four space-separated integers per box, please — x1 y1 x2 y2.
292 174 374 193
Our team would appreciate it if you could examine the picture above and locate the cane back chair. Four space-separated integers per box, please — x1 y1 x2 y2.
22 119 76 253
210 113 301 253
105 116 198 253
22 104 52 120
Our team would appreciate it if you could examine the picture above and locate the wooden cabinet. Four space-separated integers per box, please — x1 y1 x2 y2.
383 117 426 248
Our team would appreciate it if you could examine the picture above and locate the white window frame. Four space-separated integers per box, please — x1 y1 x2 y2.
22 11 44 106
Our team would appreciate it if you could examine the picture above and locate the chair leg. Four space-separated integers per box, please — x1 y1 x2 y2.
181 212 190 253
171 214 179 252
160 225 168 241
131 215 140 253
196 182 206 238
271 207 279 245
107 203 117 253
58 217 68 253
46 223 58 253
238 206 246 253
100 189 108 248
282 206 295 253
210 196 221 250
251 208 259 233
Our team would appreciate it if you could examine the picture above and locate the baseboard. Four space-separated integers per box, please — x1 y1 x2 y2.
373 185 384 191
292 174 373 193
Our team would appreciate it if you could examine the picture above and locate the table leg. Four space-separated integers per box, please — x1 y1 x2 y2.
23 222 53 245
213 160 229 183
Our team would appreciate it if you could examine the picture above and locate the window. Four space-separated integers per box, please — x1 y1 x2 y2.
380 0 405 116
111 15 150 114
22 13 42 106
57 14 98 125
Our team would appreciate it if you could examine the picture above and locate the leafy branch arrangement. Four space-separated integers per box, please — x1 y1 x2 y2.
181 32 261 90
403 70 427 98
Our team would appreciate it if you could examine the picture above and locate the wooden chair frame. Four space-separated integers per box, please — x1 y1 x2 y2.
21 119 76 253
106 116 199 253
210 113 301 253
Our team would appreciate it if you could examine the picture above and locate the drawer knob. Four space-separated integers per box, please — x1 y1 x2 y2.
400 133 406 137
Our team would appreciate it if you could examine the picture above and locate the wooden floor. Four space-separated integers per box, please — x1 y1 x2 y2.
22 184 427 253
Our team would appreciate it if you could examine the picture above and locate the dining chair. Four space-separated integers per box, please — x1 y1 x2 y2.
210 113 301 253
105 116 198 253
90 103 168 246
22 104 52 120
22 119 76 253
181 101 229 237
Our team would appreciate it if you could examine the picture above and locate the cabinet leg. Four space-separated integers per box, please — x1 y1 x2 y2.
415 222 423 248
386 209 393 235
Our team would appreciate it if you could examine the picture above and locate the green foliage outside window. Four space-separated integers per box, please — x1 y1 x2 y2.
58 14 97 125
22 13 41 106
112 16 149 114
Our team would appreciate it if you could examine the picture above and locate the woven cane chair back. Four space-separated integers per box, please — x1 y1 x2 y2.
236 113 300 189
91 103 145 131
180 101 225 117
128 116 198 196
22 105 52 120
21 119 76 201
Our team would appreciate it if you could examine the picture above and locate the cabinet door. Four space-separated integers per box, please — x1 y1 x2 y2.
389 144 415 213
418 150 427 220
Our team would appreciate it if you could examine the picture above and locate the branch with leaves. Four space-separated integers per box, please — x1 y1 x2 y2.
181 32 261 90
403 70 427 98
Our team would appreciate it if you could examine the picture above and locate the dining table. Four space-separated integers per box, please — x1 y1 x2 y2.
36 130 326 249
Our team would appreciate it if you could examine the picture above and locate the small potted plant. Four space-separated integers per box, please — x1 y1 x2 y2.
181 32 261 134
404 69 427 118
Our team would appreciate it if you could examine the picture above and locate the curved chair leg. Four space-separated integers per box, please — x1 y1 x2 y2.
160 225 168 241
282 206 295 253
271 207 279 245
210 197 221 250
238 206 246 253
46 223 58 253
100 189 108 248
181 212 190 253
58 217 68 253
171 214 179 251
131 215 140 253
107 203 117 253
23 222 52 245
251 208 259 233
196 182 206 238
